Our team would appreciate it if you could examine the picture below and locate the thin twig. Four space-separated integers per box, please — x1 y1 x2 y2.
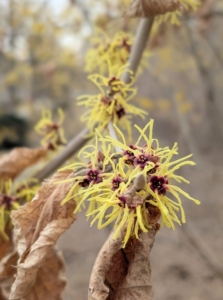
108 18 154 150
35 127 91 182
122 18 154 82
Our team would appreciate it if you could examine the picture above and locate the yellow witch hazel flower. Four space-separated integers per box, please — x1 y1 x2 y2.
87 177 151 247
85 30 150 75
15 178 40 203
85 29 111 74
57 138 112 215
145 145 200 229
35 108 67 151
85 30 133 74
78 60 147 136
89 59 135 96
73 119 200 247
103 121 173 174
0 179 20 240
0 178 40 239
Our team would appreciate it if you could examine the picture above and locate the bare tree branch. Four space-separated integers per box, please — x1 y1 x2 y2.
35 127 91 182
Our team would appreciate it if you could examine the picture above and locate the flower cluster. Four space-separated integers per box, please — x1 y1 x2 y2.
35 108 67 151
80 29 151 137
78 61 147 136
86 30 150 75
57 138 111 215
60 120 200 247
0 180 20 240
85 31 134 74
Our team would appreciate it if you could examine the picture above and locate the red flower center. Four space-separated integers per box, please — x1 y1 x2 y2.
150 175 168 195
0 194 16 210
87 169 102 184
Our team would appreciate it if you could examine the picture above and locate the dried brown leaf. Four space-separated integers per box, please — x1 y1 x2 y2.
124 0 181 18
112 230 155 300
9 170 76 300
89 227 157 300
88 226 127 300
13 170 75 254
89 206 160 300
0 251 18 300
28 248 66 300
0 147 47 180
10 247 66 300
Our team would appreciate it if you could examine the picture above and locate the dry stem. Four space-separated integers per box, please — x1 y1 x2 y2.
121 18 154 82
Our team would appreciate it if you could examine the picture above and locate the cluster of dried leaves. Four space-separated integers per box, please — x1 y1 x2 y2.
9 170 76 300
0 147 47 181
0 148 76 299
0 144 162 300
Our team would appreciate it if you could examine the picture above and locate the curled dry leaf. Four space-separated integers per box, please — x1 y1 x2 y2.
88 226 127 300
9 170 76 300
89 206 160 300
0 147 47 180
124 0 181 18
10 246 66 300
111 229 155 300
0 251 18 300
